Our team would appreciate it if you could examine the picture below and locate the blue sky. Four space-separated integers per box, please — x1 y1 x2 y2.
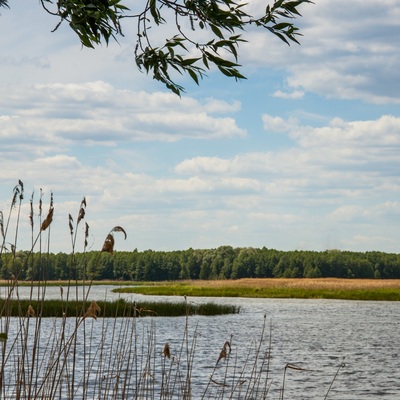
1 0 399 254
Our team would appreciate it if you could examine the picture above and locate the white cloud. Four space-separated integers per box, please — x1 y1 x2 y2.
262 115 298 133
1 1 399 254
0 82 246 148
36 155 81 169
241 0 400 104
272 90 304 99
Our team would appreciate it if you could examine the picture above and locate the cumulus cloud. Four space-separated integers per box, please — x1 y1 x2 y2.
0 82 246 151
174 114 400 217
262 115 298 133
2 103 398 253
272 90 304 99
241 0 400 104
1 1 399 254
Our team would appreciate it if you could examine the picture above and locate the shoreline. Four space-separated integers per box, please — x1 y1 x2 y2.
2 278 400 300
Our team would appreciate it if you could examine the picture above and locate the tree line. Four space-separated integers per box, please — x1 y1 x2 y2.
1 247 400 281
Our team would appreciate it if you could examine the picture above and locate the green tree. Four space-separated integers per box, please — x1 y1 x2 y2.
272 253 289 277
54 252 70 280
137 250 167 280
199 249 214 280
8 251 27 280
16 0 312 95
303 259 322 278
231 248 257 279
99 252 115 279
182 248 203 279
113 252 132 280
255 248 280 278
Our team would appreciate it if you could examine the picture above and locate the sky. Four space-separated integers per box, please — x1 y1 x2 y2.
0 0 399 254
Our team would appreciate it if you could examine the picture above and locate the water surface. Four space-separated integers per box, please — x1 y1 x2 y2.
2 285 399 399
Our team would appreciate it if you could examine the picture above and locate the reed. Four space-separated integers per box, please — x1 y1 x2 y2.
0 298 240 317
0 181 343 399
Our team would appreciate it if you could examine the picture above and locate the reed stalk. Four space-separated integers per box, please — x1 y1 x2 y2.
0 181 344 399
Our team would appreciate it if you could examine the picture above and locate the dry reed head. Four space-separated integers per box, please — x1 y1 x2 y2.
40 206 54 232
163 342 171 359
110 226 127 239
11 179 24 206
84 222 89 248
0 211 4 240
26 305 36 317
101 226 127 253
29 192 34 229
18 179 24 198
77 197 86 225
217 340 231 364
68 214 74 236
101 233 115 253
40 192 54 232
84 300 101 320
39 188 43 216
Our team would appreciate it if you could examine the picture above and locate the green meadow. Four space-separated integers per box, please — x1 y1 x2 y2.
113 278 400 301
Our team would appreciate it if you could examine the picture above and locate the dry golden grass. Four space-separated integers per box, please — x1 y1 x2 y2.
178 278 400 291
2 278 400 292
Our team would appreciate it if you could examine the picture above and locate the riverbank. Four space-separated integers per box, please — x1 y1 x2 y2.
2 278 400 300
113 278 400 300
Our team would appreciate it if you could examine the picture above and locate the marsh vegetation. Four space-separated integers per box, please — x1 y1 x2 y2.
2 180 395 398
114 278 400 301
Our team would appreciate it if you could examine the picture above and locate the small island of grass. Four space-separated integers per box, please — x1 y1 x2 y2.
0 298 240 318
113 278 400 301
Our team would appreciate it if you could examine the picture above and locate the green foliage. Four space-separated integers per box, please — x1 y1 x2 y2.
42 0 128 48
1 247 400 281
32 0 313 95
135 0 312 95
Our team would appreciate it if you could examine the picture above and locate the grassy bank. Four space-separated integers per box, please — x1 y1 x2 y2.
113 278 400 301
0 298 240 317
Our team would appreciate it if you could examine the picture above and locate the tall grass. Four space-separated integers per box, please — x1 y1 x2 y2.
115 280 400 300
0 181 343 399
0 298 240 317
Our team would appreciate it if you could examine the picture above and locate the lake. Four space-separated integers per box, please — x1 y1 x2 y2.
1 285 399 399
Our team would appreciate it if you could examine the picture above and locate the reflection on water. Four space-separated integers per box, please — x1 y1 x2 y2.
1 285 399 399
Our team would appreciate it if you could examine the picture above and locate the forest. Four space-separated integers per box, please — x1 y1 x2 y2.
1 247 400 281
